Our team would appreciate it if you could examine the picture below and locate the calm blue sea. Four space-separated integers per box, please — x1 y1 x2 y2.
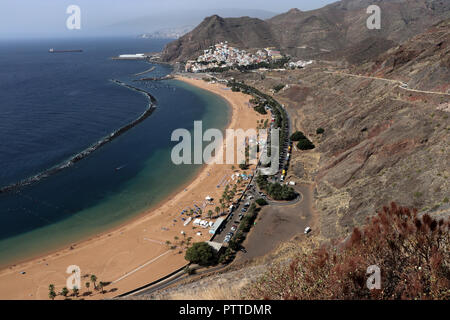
0 38 230 266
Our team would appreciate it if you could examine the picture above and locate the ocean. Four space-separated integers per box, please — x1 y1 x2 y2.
0 37 230 267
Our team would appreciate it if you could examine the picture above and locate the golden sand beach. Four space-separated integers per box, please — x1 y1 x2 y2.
0 76 268 300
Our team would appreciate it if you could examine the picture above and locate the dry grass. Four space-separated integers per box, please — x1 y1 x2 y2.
157 279 251 300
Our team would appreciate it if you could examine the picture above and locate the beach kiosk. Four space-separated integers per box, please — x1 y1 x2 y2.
209 218 225 235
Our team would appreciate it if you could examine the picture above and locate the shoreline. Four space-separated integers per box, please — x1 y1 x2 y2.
0 77 231 269
0 76 268 300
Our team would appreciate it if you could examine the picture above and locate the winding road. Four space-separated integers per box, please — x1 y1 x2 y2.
324 71 450 96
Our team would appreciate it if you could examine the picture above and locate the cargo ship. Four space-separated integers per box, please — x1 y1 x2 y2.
49 48 83 53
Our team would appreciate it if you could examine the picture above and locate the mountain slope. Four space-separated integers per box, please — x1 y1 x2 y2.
161 15 276 62
160 0 450 63
357 19 450 92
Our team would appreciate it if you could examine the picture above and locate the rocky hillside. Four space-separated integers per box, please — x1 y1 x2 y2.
357 19 450 92
160 15 276 62
134 19 450 300
161 0 450 63
216 20 450 240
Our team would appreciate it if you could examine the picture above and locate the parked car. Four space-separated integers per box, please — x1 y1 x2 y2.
241 208 247 213
231 225 237 232
304 226 312 234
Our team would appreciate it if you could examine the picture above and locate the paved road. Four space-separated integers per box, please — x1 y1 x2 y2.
325 71 450 96
235 183 313 263
130 264 226 297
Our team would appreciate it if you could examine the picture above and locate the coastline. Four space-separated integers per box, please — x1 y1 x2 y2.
0 76 268 300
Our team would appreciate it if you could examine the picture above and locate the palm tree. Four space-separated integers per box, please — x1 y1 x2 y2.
90 274 97 290
49 290 56 300
99 281 106 294
72 286 79 297
48 284 56 300
61 287 69 297
215 206 220 216
207 210 213 219
85 282 90 292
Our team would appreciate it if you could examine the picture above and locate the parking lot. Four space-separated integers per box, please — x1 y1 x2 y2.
235 183 314 263
212 183 261 244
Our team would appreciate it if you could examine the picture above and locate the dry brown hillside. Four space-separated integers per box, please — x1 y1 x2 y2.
161 0 450 63
357 19 450 92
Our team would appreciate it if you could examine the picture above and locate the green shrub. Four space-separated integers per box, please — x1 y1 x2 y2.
254 105 267 114
185 242 217 266
273 84 285 92
228 239 240 251
297 139 315 150
239 163 249 170
316 127 325 134
256 198 268 206
267 183 297 201
290 131 306 141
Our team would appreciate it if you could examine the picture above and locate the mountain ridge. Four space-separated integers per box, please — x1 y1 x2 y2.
161 0 450 63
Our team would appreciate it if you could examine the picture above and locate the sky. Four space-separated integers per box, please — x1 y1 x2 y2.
0 0 337 39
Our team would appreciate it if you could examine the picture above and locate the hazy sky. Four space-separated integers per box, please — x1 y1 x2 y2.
0 0 337 39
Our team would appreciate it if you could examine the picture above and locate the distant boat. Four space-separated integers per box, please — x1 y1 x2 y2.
49 48 83 53
115 165 126 171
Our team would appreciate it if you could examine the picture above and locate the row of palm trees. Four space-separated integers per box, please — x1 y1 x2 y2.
180 178 242 222
48 274 108 300
165 232 194 251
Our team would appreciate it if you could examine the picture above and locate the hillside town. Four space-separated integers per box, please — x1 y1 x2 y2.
185 42 286 73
